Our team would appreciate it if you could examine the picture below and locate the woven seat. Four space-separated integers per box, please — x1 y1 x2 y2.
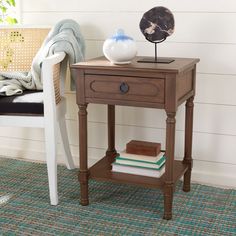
0 27 75 205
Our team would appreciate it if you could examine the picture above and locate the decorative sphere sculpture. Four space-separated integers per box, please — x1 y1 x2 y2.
138 6 175 63
139 6 175 43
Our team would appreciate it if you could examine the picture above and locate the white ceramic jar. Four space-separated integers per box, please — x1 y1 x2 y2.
103 29 137 64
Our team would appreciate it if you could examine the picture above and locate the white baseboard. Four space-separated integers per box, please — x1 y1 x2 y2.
191 170 236 189
1 147 235 189
191 159 236 189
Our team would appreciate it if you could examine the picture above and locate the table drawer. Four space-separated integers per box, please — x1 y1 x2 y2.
85 75 165 104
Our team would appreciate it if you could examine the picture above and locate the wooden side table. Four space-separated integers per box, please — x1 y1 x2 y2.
71 56 200 220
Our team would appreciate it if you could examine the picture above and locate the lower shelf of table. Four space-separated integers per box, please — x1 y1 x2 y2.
89 156 188 189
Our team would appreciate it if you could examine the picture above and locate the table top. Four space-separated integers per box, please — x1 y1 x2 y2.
71 56 200 74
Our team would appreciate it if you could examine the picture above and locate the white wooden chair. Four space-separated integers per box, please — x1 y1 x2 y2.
0 27 75 205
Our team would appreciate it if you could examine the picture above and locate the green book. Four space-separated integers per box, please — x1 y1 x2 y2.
114 156 165 170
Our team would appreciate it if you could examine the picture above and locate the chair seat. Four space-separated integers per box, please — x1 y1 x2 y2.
0 90 44 115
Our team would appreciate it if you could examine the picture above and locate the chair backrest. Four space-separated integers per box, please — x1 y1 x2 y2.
0 27 62 105
0 28 50 72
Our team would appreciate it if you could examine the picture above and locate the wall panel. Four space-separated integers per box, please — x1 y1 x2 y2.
1 120 236 164
22 0 236 13
21 12 236 44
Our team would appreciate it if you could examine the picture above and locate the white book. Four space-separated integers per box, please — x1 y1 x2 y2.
117 151 165 163
112 163 165 178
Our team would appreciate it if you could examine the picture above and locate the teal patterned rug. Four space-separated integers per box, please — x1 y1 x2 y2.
0 157 235 236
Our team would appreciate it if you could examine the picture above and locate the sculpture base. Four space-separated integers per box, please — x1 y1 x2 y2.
137 57 174 64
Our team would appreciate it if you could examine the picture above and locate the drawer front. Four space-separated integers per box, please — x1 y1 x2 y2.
85 75 165 104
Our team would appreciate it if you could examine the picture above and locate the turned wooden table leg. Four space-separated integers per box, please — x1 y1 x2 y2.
163 112 176 220
106 105 117 164
163 182 174 220
183 96 194 192
78 104 89 205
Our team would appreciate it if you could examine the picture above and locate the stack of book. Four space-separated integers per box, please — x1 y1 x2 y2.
112 140 165 178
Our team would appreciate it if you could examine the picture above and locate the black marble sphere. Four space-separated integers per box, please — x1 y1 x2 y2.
139 6 175 43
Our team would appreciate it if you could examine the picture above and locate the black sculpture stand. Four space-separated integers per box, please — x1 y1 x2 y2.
137 38 174 64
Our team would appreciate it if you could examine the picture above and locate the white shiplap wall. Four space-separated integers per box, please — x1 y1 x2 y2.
1 0 235 188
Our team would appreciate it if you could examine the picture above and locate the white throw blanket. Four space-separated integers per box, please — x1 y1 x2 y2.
0 19 85 96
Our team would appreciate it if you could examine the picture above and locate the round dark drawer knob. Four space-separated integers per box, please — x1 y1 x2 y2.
120 82 129 94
